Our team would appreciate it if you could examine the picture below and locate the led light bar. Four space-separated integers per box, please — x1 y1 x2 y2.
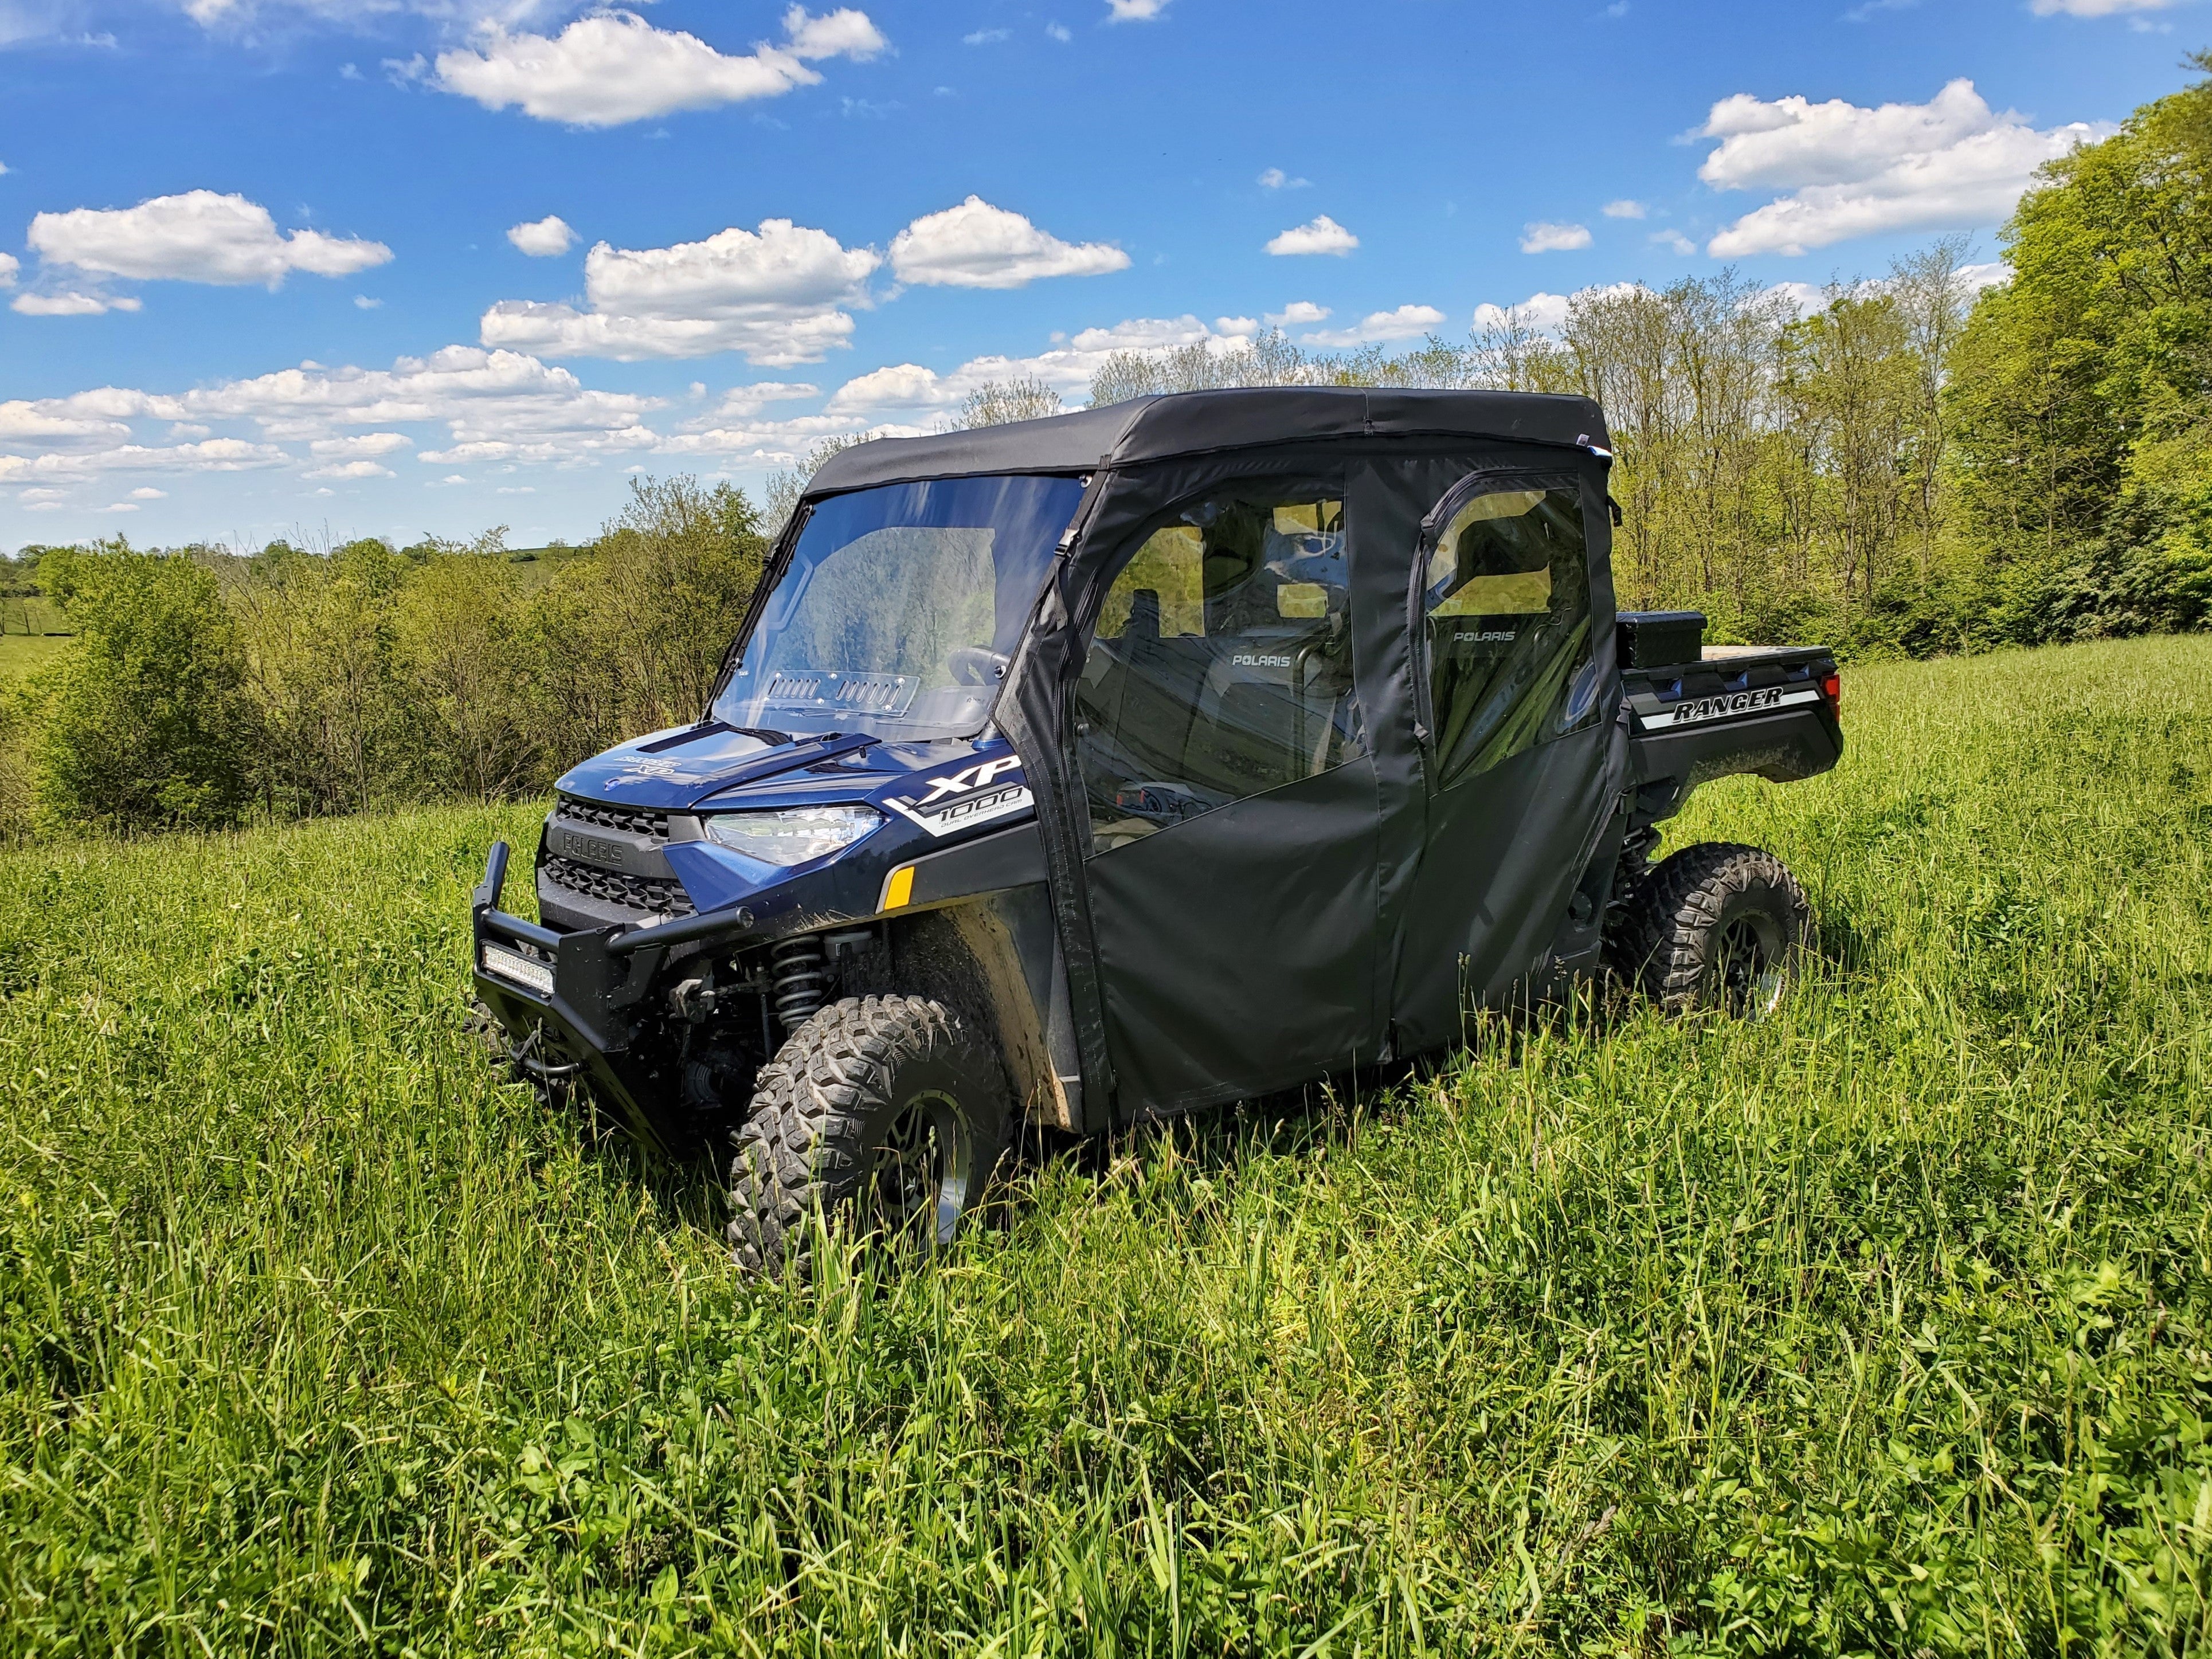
481 943 554 996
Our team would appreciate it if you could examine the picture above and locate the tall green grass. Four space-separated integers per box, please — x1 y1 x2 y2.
2 636 2209 1654
0 632 71 681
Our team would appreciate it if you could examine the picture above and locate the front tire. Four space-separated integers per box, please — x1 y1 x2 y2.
1612 842 1808 1015
727 995 1011 1274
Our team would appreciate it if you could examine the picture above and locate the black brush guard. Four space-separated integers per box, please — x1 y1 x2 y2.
469 840 761 1150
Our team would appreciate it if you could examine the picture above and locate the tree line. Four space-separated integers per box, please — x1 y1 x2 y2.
0 477 765 837
5 54 2211 837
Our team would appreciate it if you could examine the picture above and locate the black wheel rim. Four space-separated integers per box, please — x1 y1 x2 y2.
1712 911 1788 1015
865 1090 974 1249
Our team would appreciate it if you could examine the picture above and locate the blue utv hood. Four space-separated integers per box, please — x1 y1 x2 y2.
554 722 786 808
554 720 1003 814
550 720 1035 920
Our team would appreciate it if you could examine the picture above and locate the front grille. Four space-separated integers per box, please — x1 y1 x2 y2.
555 795 671 841
542 855 696 919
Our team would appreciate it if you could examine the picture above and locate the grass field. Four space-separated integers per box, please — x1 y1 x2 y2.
506 545 594 593
2 636 2209 1654
0 632 70 681
1 597 69 637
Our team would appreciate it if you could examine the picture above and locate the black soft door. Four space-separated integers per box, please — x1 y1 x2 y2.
1389 466 1619 1052
1068 464 1383 1116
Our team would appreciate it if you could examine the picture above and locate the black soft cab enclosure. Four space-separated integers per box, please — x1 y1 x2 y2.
467 387 1842 1270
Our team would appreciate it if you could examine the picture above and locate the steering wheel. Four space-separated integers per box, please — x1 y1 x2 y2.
948 646 1010 687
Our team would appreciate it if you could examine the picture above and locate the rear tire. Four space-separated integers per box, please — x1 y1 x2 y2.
727 995 1011 1275
1611 842 1808 1015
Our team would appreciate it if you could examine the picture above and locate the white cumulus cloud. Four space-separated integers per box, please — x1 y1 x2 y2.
304 458 393 480
0 252 17 288
708 382 820 418
1265 300 1330 327
11 291 143 316
888 197 1129 289
1520 221 1592 253
1698 79 2108 257
26 191 391 287
481 217 880 363
0 437 289 485
155 346 661 468
1301 304 1447 348
507 215 577 257
1259 167 1309 190
1105 0 1168 17
1602 199 1647 219
310 431 413 458
0 399 132 444
434 7 886 128
1264 215 1357 257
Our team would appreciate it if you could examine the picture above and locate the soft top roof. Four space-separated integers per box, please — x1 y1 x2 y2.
804 386 1610 499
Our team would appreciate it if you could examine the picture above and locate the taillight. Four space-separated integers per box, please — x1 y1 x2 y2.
1821 670 1841 714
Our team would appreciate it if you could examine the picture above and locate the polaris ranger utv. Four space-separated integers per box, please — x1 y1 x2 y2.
469 388 1842 1269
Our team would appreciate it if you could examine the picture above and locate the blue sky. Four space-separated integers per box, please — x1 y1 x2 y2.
0 0 2197 552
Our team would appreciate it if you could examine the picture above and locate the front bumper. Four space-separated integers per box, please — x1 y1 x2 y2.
469 841 694 1147
469 791 976 1144
470 838 880 1149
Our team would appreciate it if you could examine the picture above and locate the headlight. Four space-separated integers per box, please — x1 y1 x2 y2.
702 804 883 865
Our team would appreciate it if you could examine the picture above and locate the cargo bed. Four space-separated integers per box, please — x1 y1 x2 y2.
1616 611 1843 792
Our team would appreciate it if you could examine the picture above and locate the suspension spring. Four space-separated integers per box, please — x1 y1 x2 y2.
1608 822 1663 917
770 934 830 1033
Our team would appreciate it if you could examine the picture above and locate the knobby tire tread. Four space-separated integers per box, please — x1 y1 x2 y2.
727 994 967 1275
1611 841 1807 1013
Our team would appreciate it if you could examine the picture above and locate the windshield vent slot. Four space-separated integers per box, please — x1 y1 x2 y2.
764 670 918 716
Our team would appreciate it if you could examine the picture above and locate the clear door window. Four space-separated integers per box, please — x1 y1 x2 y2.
1420 483 1595 786
1076 495 1366 852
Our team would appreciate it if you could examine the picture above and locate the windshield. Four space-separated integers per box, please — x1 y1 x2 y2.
712 473 1086 741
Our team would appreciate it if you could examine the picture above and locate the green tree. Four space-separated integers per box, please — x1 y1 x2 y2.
1779 287 1915 607
593 474 768 731
508 475 770 778
952 375 1062 429
393 553 530 801
35 542 256 832
1950 52 2212 638
1087 326 1313 406
228 538 417 815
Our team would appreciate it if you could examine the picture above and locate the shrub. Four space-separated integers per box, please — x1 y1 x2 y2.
34 543 256 833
